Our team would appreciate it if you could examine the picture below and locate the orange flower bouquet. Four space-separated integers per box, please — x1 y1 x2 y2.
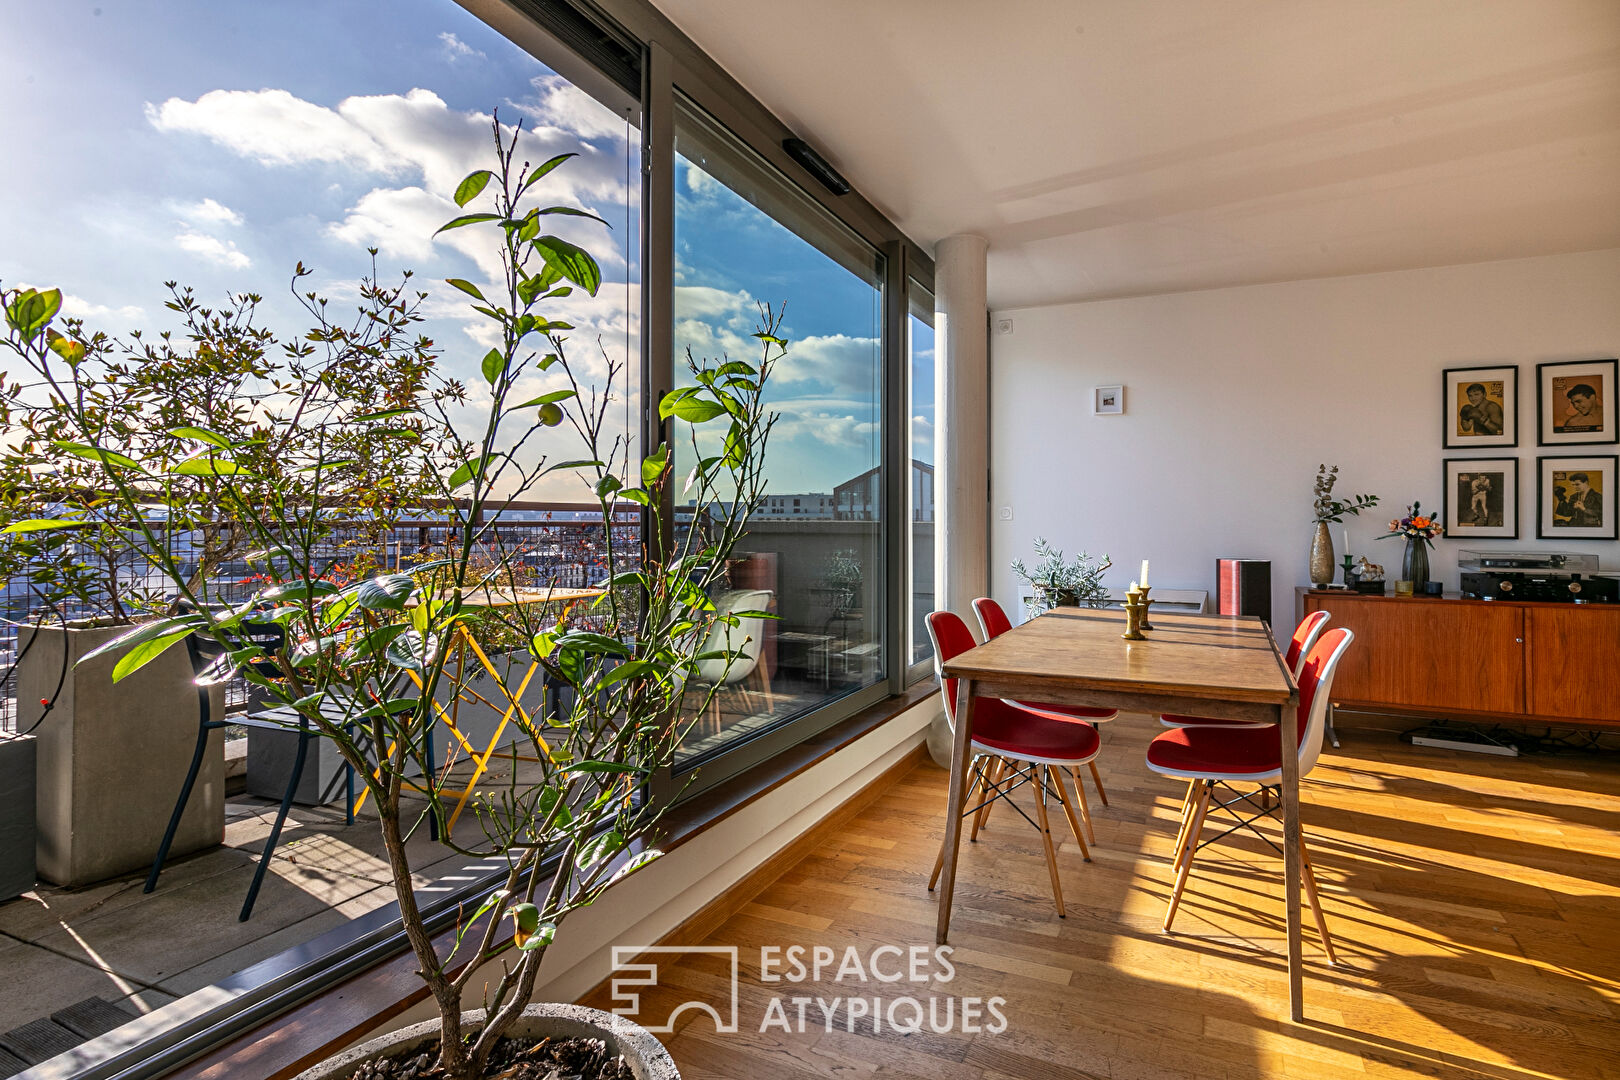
1380 501 1444 547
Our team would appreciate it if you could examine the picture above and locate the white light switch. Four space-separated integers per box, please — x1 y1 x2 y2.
998 506 1014 521
995 318 1013 335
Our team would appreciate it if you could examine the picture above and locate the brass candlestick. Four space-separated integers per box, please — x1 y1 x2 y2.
1121 589 1148 640
1138 584 1156 630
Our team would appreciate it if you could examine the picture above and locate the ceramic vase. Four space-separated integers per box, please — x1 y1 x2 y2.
1402 537 1430 588
1308 522 1335 585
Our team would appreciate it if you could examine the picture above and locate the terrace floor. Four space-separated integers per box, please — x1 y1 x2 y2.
583 714 1620 1080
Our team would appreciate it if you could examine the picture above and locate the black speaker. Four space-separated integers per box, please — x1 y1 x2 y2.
1216 558 1272 627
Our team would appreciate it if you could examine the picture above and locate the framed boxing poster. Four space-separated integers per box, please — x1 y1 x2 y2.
1442 365 1518 449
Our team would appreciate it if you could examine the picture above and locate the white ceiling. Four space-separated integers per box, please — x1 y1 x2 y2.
654 0 1620 310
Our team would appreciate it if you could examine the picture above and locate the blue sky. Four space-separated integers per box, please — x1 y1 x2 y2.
1 0 929 499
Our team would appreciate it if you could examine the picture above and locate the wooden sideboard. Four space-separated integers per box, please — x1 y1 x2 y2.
1296 588 1620 729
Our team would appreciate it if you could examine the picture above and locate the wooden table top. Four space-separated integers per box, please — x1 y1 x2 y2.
942 607 1298 705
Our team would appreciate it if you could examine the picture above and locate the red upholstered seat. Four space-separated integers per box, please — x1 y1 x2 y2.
931 610 1103 765
971 596 1118 722
1158 610 1331 730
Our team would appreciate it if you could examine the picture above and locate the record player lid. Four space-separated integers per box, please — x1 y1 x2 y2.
1457 550 1598 573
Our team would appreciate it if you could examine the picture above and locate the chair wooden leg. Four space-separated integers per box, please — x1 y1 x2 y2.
1171 780 1204 874
1049 766 1092 862
972 757 997 835
970 757 1002 842
1031 767 1066 918
1086 760 1109 806
1164 782 1210 932
1299 834 1338 965
934 757 988 886
1070 766 1097 844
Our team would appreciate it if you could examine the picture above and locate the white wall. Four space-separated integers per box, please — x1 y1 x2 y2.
989 249 1620 628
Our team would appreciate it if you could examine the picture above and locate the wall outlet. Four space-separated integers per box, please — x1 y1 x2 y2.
994 318 1013 335
998 506 1014 521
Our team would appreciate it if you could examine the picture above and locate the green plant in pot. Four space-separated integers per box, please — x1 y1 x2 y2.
1 261 439 886
1011 537 1111 613
2 117 782 1079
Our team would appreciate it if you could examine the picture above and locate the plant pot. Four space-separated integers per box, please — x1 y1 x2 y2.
1308 523 1335 585
296 1005 678 1080
0 732 37 901
18 622 224 886
1402 538 1431 589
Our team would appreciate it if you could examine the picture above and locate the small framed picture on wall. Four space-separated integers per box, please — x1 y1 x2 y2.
1442 365 1517 448
1443 458 1518 539
1537 455 1618 540
1093 385 1124 415
1537 359 1617 446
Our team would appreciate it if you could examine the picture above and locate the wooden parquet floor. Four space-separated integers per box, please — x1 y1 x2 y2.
582 716 1620 1079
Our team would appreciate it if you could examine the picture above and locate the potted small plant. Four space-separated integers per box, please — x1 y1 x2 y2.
5 116 779 1078
1309 464 1379 585
1012 538 1112 613
1380 502 1443 590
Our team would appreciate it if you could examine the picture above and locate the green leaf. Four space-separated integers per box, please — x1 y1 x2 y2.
171 458 251 476
356 573 415 611
111 627 195 683
554 631 629 657
541 458 605 475
448 454 491 489
576 829 624 869
668 397 726 423
594 474 622 499
752 332 786 346
722 421 745 469
599 659 658 688
616 488 649 505
5 288 62 339
78 615 204 666
531 235 601 297
568 758 649 775
445 278 485 301
53 441 144 471
434 212 500 235
385 630 436 671
641 443 668 485
168 426 232 448
1 518 82 534
481 347 506 385
516 923 557 952
608 849 663 885
534 205 610 227
352 408 417 423
507 389 576 410
520 153 576 194
355 697 420 720
453 169 494 207
48 333 86 366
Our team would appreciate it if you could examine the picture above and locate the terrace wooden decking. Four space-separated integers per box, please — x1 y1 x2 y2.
583 713 1620 1080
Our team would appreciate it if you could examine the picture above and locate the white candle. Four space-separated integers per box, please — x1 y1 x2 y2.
1130 580 1139 593
1140 560 1150 588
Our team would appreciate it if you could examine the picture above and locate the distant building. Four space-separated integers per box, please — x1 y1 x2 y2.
755 492 837 519
833 460 934 521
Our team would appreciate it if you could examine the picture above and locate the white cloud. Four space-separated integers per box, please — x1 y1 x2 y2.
438 32 485 62
175 231 250 269
516 75 627 142
176 197 243 226
146 88 398 174
14 285 144 324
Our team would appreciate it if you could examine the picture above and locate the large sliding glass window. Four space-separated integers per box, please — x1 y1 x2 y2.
908 280 937 668
669 98 886 775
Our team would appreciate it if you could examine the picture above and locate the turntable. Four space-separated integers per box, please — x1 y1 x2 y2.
1458 550 1618 603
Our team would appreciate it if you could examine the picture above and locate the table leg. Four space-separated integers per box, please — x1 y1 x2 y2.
934 677 976 945
1280 702 1304 1021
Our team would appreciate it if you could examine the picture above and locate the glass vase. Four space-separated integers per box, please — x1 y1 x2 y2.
1402 537 1430 589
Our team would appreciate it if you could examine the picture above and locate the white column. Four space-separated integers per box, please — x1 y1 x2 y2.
933 234 989 624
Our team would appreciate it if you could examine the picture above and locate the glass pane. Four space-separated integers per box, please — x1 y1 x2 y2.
672 98 885 767
0 0 637 1046
909 283 937 666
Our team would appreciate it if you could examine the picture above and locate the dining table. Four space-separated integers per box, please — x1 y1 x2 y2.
935 605 1309 1020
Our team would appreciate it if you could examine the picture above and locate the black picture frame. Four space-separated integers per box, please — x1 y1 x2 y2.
1536 358 1618 447
1442 365 1518 449
1442 457 1518 540
1536 454 1618 540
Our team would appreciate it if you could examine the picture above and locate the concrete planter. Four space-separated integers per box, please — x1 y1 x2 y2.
0 732 37 901
295 1005 678 1080
18 622 224 886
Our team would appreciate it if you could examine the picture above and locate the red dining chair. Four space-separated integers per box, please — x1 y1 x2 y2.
1159 609 1329 730
972 595 1116 821
1145 627 1354 962
925 610 1101 918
